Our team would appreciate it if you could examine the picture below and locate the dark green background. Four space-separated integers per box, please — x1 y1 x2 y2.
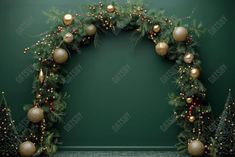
0 0 234 150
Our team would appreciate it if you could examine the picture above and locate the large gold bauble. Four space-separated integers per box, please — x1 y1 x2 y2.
85 24 97 36
153 25 161 33
106 4 115 13
155 42 169 56
27 106 44 123
188 140 205 156
63 33 74 43
63 14 73 26
19 141 36 157
190 68 200 79
53 48 69 64
189 116 196 123
173 27 188 42
184 53 194 64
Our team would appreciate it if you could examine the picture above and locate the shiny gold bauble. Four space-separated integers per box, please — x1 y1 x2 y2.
189 116 196 123
19 141 36 157
153 25 161 33
173 27 188 42
186 97 193 104
184 53 194 64
106 4 115 13
27 106 44 123
155 42 169 56
190 68 200 79
53 48 69 64
85 24 97 36
63 14 73 26
188 140 205 156
63 33 74 43
38 69 44 84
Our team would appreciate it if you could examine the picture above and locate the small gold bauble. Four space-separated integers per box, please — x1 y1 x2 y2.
186 97 193 104
36 93 41 99
189 116 196 123
63 14 73 26
106 4 115 13
53 48 69 64
19 141 36 157
85 24 97 36
190 68 200 79
27 106 44 123
153 25 161 33
38 69 44 84
63 33 74 43
184 53 194 64
173 26 188 42
188 140 205 156
155 42 169 56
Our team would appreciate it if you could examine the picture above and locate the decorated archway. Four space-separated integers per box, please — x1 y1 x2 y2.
19 1 213 157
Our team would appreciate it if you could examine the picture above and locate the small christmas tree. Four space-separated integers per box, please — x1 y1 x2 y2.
0 92 20 157
215 89 235 157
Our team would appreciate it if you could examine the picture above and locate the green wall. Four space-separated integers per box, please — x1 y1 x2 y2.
0 0 235 150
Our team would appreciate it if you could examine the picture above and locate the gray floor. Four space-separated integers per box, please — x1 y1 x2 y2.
54 151 188 157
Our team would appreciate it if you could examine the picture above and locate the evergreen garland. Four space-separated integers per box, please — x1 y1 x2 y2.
21 0 215 156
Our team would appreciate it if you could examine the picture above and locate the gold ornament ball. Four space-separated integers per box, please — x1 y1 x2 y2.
86 24 97 36
19 141 36 157
63 14 73 26
189 116 196 123
186 97 193 104
27 106 44 123
107 4 115 13
63 33 74 43
173 27 188 42
184 53 194 64
155 42 169 56
153 25 161 33
53 48 69 64
190 68 200 79
188 140 205 156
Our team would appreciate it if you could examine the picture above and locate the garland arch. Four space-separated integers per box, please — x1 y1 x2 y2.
20 1 214 157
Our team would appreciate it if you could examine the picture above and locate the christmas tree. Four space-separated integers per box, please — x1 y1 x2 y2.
215 89 235 157
0 92 20 157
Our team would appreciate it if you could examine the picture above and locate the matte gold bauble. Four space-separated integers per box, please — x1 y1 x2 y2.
190 68 200 79
188 140 205 156
186 97 193 104
53 48 69 64
173 27 188 42
189 116 196 123
155 42 169 56
38 69 44 84
184 53 194 64
27 106 44 123
63 14 73 26
106 4 115 13
19 141 36 157
63 33 74 43
85 24 97 36
153 25 161 33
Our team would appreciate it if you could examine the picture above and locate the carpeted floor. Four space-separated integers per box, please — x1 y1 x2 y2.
54 151 188 157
